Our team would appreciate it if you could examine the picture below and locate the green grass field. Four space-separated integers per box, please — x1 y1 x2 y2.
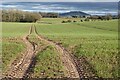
35 19 118 78
2 18 118 78
2 22 31 37
2 22 31 72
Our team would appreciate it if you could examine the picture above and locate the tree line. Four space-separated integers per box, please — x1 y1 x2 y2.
1 9 42 22
85 14 116 21
39 12 59 18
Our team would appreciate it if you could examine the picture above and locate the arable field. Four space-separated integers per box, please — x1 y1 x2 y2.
2 18 118 78
2 22 31 37
35 18 118 78
2 22 31 73
2 22 67 78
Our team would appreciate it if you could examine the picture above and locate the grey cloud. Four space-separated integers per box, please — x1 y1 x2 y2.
2 0 120 2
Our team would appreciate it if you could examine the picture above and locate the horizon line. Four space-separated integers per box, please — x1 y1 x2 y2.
2 1 119 2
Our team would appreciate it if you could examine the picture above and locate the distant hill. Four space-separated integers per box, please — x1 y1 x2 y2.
59 11 90 17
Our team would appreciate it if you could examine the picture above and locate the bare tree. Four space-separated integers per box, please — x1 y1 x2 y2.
2 9 42 22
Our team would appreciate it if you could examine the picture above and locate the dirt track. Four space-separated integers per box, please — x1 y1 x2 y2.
3 26 35 78
34 25 80 78
3 25 97 78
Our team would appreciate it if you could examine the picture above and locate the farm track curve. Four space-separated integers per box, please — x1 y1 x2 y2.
3 25 48 78
3 26 35 78
34 25 80 78
34 25 98 78
3 24 98 79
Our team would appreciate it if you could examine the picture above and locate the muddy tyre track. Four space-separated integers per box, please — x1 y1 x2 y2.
3 24 98 79
3 25 50 78
34 25 98 78
34 25 80 78
3 26 35 78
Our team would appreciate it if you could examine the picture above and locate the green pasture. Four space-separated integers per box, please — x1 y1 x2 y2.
2 22 31 37
2 22 30 72
35 19 118 78
2 18 118 78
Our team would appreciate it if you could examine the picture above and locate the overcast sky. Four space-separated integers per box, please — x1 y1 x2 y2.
1 0 119 2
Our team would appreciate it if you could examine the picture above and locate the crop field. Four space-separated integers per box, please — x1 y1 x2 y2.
2 22 32 37
2 18 119 78
35 18 118 78
2 22 31 73
2 39 25 72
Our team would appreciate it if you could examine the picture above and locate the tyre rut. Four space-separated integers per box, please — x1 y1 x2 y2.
34 25 98 78
3 24 97 79
3 26 39 78
34 25 80 78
